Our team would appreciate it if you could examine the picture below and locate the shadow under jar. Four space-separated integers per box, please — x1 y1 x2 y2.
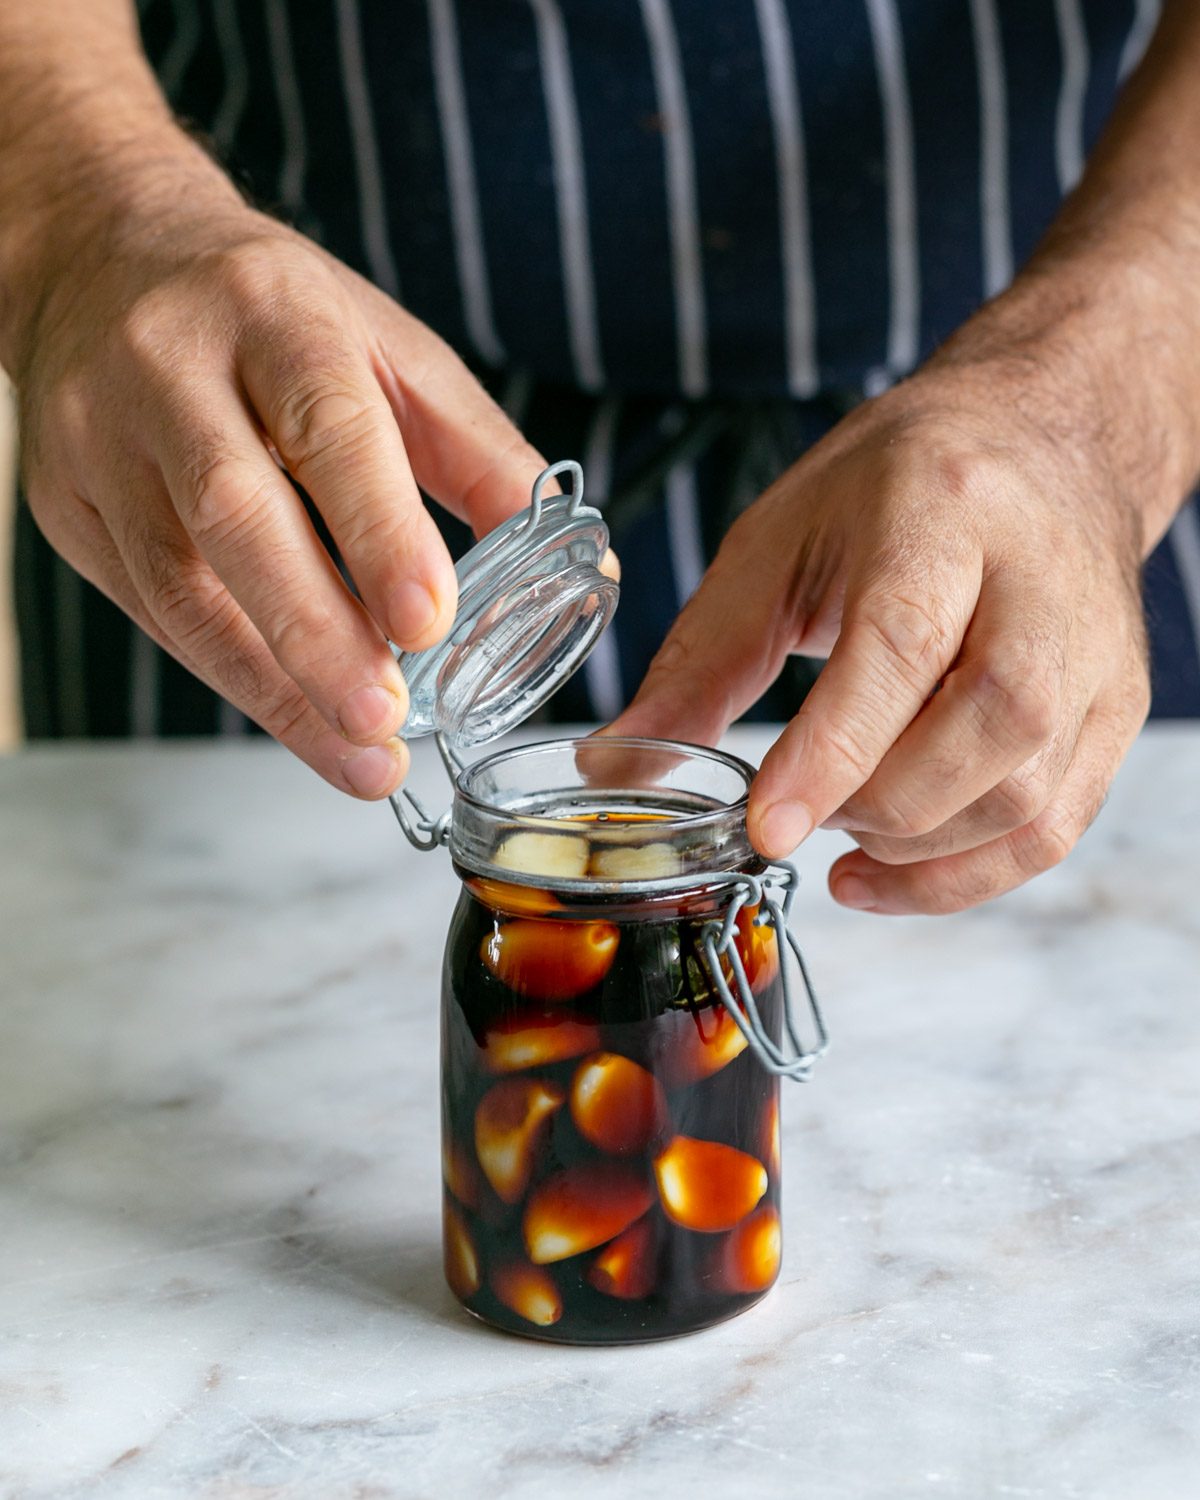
439 738 790 1344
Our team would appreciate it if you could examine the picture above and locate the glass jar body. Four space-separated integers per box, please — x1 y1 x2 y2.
440 875 784 1343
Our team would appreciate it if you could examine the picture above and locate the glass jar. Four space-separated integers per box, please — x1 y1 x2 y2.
390 462 826 1344
438 737 815 1343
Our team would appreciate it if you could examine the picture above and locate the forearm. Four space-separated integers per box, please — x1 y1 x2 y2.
931 0 1200 553
0 1 237 373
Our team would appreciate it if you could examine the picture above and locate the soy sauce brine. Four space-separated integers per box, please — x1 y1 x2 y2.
441 853 784 1342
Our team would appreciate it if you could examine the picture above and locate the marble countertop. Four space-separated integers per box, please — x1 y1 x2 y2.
2 726 1199 1500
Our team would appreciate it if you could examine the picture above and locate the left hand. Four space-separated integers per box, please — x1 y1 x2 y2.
610 349 1154 915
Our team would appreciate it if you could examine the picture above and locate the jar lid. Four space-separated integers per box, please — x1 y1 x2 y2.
396 462 618 749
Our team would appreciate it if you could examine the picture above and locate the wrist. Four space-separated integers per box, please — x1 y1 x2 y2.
928 235 1200 556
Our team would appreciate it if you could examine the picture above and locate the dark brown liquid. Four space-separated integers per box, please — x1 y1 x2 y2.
440 878 783 1343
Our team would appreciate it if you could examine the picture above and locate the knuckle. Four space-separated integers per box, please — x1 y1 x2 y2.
215 237 292 312
265 598 337 669
150 555 234 653
117 294 166 359
983 765 1053 829
47 377 92 451
973 658 1062 747
914 863 995 916
1024 800 1087 873
928 446 992 506
850 831 922 866
177 451 277 551
272 382 381 477
256 683 315 743
337 502 412 559
458 433 543 515
117 293 181 378
808 713 876 784
218 643 266 710
644 630 736 722
861 791 940 840
858 590 957 681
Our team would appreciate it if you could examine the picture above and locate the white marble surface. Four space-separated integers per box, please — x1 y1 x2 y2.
2 726 1199 1500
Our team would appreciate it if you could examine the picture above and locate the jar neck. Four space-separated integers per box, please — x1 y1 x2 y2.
449 736 761 898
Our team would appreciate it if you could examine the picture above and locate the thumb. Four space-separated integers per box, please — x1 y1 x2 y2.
372 311 549 537
607 520 795 745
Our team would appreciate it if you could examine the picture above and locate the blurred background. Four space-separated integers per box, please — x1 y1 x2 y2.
1 379 18 748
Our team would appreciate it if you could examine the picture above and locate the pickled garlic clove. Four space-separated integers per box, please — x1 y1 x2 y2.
660 1004 749 1087
466 875 563 919
523 1162 655 1264
653 1136 768 1232
493 831 590 882
442 1136 483 1211
587 1214 659 1300
587 842 683 881
481 1014 603 1073
761 1095 782 1179
490 1259 563 1327
480 919 620 1002
715 1205 782 1293
443 1199 482 1300
570 1052 669 1156
735 904 781 992
474 1077 565 1203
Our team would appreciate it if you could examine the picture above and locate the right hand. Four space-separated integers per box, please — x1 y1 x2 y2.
5 148 547 798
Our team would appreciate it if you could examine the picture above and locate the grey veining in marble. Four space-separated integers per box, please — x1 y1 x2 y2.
2 727 1199 1500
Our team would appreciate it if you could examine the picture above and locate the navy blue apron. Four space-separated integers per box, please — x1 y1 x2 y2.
17 0 1199 734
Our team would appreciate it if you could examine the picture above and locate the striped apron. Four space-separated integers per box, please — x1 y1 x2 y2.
16 0 1200 735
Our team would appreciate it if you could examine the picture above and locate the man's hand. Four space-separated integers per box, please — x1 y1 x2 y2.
0 1 546 800
614 2 1200 914
613 352 1152 914
8 186 543 798
8 177 546 799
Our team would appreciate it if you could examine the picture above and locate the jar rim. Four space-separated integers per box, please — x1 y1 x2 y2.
456 735 752 820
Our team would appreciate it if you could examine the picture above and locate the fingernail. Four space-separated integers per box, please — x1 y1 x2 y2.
338 684 403 742
388 579 441 646
833 875 878 911
757 799 815 856
341 739 406 798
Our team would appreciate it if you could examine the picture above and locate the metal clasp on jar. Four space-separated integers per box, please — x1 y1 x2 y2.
701 863 828 1081
390 732 461 850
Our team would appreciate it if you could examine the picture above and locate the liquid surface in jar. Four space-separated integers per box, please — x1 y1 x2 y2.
440 863 783 1344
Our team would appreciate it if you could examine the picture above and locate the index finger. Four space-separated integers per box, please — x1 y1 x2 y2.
240 315 459 654
748 553 980 858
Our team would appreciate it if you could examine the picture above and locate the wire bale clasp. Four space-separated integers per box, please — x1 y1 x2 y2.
389 732 462 850
700 862 828 1081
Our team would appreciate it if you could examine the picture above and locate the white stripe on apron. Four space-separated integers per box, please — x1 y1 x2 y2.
528 0 605 393
865 0 920 379
1119 0 1162 81
1052 0 1089 193
581 395 624 720
264 0 308 214
753 0 819 399
334 0 401 298
211 0 250 154
968 0 1013 298
638 0 708 399
428 0 507 367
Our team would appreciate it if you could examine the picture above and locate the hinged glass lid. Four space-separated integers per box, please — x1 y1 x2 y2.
396 461 618 749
